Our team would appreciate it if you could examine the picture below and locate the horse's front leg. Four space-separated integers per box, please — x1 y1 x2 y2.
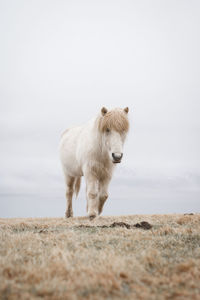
85 174 99 220
98 180 109 215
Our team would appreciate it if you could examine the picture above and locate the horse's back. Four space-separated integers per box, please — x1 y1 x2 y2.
60 119 94 153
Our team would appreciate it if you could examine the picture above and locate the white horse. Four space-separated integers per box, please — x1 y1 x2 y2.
59 107 129 219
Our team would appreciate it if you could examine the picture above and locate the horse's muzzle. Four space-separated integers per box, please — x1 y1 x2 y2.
112 153 123 163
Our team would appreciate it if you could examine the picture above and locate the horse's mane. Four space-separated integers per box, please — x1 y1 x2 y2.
97 109 129 134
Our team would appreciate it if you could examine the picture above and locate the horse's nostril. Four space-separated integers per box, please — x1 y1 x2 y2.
112 153 123 160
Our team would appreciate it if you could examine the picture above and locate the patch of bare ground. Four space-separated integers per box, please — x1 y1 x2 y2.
0 214 200 299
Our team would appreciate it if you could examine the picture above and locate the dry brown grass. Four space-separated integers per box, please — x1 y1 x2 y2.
1 214 200 299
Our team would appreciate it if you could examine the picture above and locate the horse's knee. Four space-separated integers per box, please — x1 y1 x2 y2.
103 193 108 201
88 192 98 199
100 193 108 203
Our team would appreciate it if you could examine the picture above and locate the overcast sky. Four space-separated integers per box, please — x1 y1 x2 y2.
0 0 200 217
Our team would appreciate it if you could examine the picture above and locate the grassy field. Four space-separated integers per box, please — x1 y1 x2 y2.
0 214 200 299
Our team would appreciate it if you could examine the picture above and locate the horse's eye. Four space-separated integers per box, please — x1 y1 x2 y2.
106 128 110 133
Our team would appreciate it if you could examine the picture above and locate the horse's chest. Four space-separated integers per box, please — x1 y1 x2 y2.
90 162 112 181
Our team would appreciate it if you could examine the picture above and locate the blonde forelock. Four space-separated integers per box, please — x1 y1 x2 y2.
98 109 129 134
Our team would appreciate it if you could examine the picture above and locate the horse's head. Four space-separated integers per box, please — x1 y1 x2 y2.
98 107 129 164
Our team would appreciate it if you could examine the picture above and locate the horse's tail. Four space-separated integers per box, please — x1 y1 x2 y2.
74 177 81 198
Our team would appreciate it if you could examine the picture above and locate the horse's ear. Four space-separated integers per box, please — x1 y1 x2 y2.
124 107 129 114
101 107 108 116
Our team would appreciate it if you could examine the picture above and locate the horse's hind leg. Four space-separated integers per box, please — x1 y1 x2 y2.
65 175 75 218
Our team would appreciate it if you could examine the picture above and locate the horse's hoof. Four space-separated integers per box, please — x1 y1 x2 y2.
89 214 96 221
65 211 73 218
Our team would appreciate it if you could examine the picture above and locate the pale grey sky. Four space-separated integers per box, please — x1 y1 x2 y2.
0 0 200 217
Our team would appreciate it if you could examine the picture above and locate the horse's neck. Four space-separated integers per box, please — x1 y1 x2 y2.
91 119 109 163
91 131 104 157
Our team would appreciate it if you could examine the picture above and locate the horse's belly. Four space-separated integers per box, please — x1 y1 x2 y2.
62 156 82 177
